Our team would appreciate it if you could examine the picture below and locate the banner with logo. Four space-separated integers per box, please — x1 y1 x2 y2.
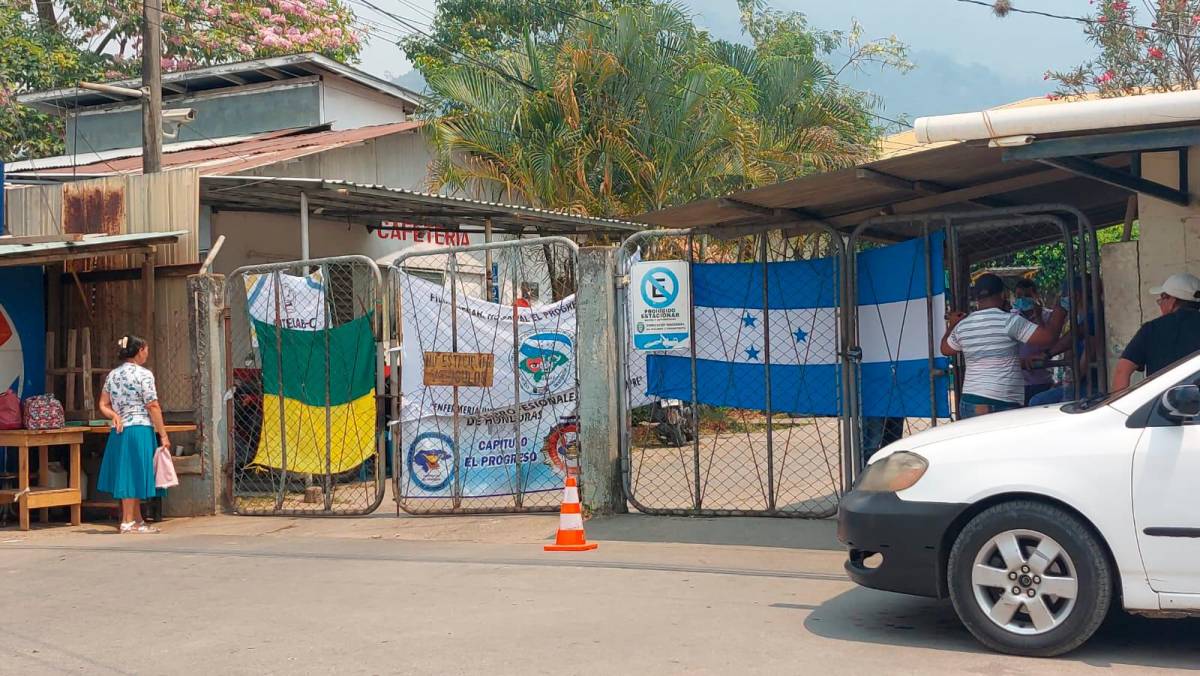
396 273 578 420
396 272 655 422
400 390 579 498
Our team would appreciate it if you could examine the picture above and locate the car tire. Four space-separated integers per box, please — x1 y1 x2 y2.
947 500 1112 657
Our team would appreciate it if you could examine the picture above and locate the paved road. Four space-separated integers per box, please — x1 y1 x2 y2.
2 514 1196 675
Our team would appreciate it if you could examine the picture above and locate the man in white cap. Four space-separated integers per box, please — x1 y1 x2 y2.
1112 272 1200 390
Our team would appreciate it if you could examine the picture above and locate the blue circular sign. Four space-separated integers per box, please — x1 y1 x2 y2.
407 432 456 492
640 266 679 309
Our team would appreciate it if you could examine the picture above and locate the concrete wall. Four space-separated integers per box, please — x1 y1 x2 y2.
320 74 410 130
1103 147 1200 386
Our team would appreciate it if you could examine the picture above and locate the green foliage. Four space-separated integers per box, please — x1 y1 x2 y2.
418 1 911 218
980 223 1139 295
1047 0 1200 98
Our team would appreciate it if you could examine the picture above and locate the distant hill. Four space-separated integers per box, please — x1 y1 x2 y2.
391 69 428 95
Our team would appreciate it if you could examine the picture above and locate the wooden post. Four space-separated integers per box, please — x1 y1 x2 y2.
143 248 156 367
69 441 81 526
81 327 95 417
17 444 29 531
65 328 78 412
38 446 49 524
141 0 163 173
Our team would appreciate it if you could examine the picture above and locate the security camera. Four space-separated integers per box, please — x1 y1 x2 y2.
162 108 196 124
161 107 196 139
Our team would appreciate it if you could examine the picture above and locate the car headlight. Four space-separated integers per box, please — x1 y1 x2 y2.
856 451 928 492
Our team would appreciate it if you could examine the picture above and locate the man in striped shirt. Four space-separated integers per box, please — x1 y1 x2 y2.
941 274 1068 419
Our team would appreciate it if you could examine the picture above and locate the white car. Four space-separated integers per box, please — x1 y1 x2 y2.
837 351 1200 657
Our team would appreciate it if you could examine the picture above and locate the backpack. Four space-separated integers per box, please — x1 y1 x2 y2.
22 394 65 430
0 390 20 430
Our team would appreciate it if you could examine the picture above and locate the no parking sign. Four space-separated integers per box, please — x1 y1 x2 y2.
630 260 690 351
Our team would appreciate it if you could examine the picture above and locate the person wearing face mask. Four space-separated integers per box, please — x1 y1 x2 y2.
941 273 1068 418
1011 278 1055 404
1112 272 1200 390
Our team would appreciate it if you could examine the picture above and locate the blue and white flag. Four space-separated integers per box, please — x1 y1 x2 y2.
643 234 950 418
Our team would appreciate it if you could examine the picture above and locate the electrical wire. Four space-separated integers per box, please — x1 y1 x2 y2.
954 0 1200 41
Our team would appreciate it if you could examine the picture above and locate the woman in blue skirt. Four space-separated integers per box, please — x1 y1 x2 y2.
97 335 171 534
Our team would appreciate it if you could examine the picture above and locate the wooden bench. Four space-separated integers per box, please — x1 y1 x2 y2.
0 429 84 531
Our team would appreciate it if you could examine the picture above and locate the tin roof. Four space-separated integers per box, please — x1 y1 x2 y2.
8 122 424 176
0 231 188 267
198 176 643 234
18 53 422 113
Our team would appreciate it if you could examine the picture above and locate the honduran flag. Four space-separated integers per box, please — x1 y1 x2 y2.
644 234 950 418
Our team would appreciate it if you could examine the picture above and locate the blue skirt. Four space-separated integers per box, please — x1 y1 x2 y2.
97 425 165 500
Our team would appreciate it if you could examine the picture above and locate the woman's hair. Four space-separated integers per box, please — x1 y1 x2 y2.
117 334 147 360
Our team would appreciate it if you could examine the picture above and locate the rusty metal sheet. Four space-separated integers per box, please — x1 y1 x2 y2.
63 181 124 235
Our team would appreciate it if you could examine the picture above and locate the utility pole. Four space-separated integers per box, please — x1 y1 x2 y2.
142 0 164 173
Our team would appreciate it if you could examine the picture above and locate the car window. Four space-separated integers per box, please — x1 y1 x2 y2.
1064 351 1200 414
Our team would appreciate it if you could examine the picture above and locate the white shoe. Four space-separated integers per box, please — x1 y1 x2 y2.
119 521 136 534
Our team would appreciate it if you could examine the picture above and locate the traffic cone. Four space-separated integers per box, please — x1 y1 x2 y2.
544 476 598 552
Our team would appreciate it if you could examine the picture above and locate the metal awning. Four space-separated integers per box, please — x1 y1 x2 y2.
635 123 1200 240
0 231 187 267
198 176 644 235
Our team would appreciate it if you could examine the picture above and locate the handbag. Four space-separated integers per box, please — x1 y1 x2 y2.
154 446 179 489
21 394 64 430
0 390 20 430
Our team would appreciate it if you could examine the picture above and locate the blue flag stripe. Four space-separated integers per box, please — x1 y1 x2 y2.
690 231 945 310
646 355 950 418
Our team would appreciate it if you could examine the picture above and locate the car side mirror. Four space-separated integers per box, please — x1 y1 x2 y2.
1162 385 1200 420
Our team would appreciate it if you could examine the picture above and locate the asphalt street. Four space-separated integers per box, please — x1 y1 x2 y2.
1 514 1196 675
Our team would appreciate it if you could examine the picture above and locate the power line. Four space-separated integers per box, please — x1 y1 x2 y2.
954 0 1200 41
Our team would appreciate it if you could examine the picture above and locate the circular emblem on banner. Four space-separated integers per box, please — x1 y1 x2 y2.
640 266 679 309
542 420 579 475
517 329 574 396
0 303 25 396
407 432 456 492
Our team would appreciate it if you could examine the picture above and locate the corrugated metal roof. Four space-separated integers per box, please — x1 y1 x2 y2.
0 231 188 267
18 53 422 113
198 176 643 234
14 122 423 177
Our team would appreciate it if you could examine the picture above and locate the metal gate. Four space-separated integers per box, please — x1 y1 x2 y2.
225 256 386 515
844 207 1105 472
388 237 580 514
617 204 1107 515
616 227 847 517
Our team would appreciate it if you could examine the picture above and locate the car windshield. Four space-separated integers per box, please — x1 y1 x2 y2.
1063 351 1200 413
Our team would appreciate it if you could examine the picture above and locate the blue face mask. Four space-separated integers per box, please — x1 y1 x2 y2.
1013 297 1036 312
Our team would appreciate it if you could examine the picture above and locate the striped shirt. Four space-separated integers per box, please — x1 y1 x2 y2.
948 308 1039 404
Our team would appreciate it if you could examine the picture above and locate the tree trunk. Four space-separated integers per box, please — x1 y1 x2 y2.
33 0 57 30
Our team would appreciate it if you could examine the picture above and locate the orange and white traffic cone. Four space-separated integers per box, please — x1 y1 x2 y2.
544 476 598 552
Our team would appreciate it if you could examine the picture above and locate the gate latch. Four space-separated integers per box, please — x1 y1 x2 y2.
615 274 630 288
843 346 863 362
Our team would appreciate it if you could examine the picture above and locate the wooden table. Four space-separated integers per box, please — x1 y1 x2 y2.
0 429 84 531
80 423 198 436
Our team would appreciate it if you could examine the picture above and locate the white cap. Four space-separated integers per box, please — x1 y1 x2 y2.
1149 272 1200 302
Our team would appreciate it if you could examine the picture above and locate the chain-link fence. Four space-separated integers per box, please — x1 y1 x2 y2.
846 209 1100 472
225 256 386 516
389 237 580 515
617 228 846 517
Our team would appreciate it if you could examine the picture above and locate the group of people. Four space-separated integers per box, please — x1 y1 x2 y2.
942 271 1200 419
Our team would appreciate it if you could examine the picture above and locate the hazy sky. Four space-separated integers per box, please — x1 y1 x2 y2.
355 0 1098 119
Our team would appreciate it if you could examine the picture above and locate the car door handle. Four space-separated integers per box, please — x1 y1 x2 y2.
1143 527 1200 538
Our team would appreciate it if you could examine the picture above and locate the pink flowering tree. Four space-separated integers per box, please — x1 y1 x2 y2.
1047 0 1200 98
2 0 362 161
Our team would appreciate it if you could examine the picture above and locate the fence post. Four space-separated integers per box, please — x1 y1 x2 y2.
175 273 225 515
576 246 626 515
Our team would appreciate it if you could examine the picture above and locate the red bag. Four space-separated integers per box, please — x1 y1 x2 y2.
0 390 20 430
22 394 65 430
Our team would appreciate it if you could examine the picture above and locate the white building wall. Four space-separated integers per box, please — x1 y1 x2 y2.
319 74 410 130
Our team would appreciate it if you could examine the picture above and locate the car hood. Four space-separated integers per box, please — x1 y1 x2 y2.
878 404 1071 453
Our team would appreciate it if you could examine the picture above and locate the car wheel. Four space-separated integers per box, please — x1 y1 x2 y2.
947 500 1112 657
